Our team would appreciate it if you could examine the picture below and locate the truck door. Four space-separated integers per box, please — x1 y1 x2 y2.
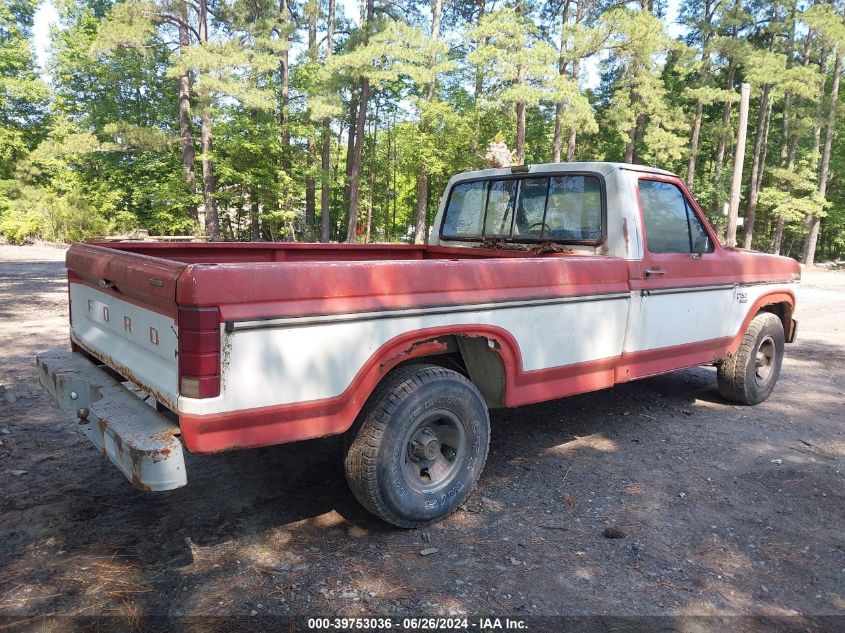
625 175 736 379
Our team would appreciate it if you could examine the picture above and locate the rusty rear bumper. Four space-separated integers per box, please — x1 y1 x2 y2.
36 349 187 491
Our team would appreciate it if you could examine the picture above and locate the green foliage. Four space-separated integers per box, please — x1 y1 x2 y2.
600 6 689 165
469 8 595 138
0 0 50 180
759 163 829 225
1 0 844 262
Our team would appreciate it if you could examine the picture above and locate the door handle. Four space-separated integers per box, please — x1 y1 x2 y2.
644 267 665 278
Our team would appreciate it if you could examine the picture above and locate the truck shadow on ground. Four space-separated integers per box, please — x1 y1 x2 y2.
4 368 718 563
136 365 729 548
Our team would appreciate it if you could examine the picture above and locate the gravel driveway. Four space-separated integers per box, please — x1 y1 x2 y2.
0 244 842 632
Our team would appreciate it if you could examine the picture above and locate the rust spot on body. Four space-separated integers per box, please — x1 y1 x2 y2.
622 218 630 252
380 338 449 373
72 337 177 410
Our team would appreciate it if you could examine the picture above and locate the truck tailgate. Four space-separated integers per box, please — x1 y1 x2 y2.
66 244 187 410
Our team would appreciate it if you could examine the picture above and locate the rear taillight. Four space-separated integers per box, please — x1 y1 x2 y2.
178 306 220 398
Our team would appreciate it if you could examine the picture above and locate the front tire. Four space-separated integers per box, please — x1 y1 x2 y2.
344 364 490 528
718 312 785 405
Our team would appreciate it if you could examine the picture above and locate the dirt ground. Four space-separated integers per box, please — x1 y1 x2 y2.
0 244 843 632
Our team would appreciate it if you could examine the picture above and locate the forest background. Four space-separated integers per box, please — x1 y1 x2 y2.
2 0 845 264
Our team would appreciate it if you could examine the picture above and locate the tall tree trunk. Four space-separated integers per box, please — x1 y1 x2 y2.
566 56 581 160
306 138 316 235
685 0 715 190
366 97 378 243
624 130 635 164
624 109 642 164
515 100 526 164
471 0 487 157
250 196 260 241
566 0 586 161
343 88 358 212
626 0 653 163
802 43 829 257
803 48 842 265
346 80 369 242
198 0 219 241
714 6 740 190
779 0 797 165
177 5 196 221
346 0 374 243
742 84 770 249
632 113 646 163
787 30 813 169
686 99 704 187
305 2 317 236
624 89 645 164
279 0 291 172
754 100 772 198
713 62 736 179
414 0 443 245
813 48 829 160
773 26 813 255
320 0 335 243
552 0 571 163
770 217 786 256
199 111 218 241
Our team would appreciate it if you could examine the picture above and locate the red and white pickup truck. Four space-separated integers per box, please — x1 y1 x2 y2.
37 162 799 527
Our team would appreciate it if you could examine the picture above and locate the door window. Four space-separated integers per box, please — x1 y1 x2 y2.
638 180 713 254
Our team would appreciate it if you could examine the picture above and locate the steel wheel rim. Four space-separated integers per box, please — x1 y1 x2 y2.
755 335 776 387
400 409 466 494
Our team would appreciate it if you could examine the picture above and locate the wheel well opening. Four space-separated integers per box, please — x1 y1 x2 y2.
408 351 468 376
758 301 794 338
388 334 508 409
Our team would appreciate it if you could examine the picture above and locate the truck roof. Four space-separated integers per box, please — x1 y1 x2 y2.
451 161 679 182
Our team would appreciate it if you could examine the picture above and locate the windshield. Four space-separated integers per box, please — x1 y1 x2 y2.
441 174 603 243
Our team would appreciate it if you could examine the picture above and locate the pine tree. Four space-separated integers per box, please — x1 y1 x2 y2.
321 0 335 242
0 0 50 183
346 0 374 243
600 6 687 165
413 0 443 245
469 7 592 165
801 2 845 264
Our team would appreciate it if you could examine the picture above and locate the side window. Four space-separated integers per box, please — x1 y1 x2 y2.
639 180 713 254
687 207 713 254
442 180 486 238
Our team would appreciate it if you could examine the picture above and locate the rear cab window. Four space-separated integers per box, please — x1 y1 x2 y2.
441 174 604 244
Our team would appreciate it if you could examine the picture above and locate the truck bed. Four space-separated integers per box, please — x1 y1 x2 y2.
65 241 631 445
69 242 629 321
97 241 586 263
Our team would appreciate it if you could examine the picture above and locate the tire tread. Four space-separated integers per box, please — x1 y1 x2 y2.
344 364 489 528
717 312 783 405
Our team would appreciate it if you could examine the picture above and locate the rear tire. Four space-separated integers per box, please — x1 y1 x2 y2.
344 364 490 528
717 312 785 405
